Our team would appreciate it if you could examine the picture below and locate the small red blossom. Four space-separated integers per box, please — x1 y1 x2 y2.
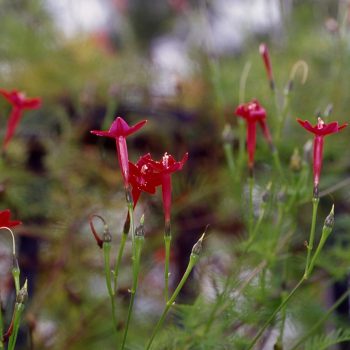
0 209 22 228
235 99 272 171
144 152 188 227
297 117 347 196
91 117 147 189
128 154 162 207
0 89 41 150
259 43 274 89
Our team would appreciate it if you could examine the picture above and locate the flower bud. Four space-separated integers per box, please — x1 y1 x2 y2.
125 186 133 207
324 104 333 118
222 124 234 144
303 139 313 164
103 225 112 243
135 215 145 237
262 182 272 203
12 255 20 294
259 43 274 90
277 188 287 203
290 148 302 172
16 279 28 305
191 232 206 256
324 205 334 229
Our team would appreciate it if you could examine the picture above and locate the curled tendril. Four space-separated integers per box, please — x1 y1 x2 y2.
0 226 16 256
89 214 108 249
289 60 309 85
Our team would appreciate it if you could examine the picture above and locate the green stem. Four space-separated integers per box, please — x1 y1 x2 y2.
289 287 350 350
164 235 171 302
121 235 144 350
146 253 199 350
248 176 254 239
113 232 128 294
270 204 284 257
307 221 333 276
245 205 266 253
237 62 251 177
275 93 290 144
128 203 135 249
272 148 283 178
237 119 246 175
223 142 235 179
103 242 117 331
304 197 319 279
246 276 305 350
102 99 118 131
277 290 288 346
7 303 25 350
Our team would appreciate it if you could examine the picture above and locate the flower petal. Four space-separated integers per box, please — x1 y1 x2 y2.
22 97 42 109
125 120 147 137
90 130 115 138
297 119 317 134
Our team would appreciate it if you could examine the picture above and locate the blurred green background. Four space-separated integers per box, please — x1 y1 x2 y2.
1 0 350 349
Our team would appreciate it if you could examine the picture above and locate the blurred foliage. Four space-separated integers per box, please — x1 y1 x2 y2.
1 0 350 349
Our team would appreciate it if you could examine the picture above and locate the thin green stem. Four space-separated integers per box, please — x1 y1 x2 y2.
121 236 144 350
237 62 251 176
204 260 267 335
237 120 246 175
277 290 288 346
164 235 171 302
146 254 198 350
245 205 266 253
7 303 24 350
290 287 350 350
113 232 128 294
223 142 235 179
275 94 290 144
103 242 117 331
248 177 254 239
102 99 118 131
272 148 283 178
128 204 135 249
304 197 319 279
246 276 305 350
307 218 333 276
239 62 251 104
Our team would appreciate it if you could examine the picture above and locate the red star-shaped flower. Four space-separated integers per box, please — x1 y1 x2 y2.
297 117 347 196
91 117 147 190
128 153 162 207
235 99 272 172
0 209 22 228
145 152 188 228
0 89 41 150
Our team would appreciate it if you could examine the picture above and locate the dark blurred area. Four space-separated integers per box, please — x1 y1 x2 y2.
1 0 350 349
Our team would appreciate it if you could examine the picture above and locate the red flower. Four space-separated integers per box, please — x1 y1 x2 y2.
235 99 272 171
128 154 162 207
297 117 347 196
144 152 188 228
91 117 147 189
0 89 41 150
259 43 274 89
0 209 22 228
